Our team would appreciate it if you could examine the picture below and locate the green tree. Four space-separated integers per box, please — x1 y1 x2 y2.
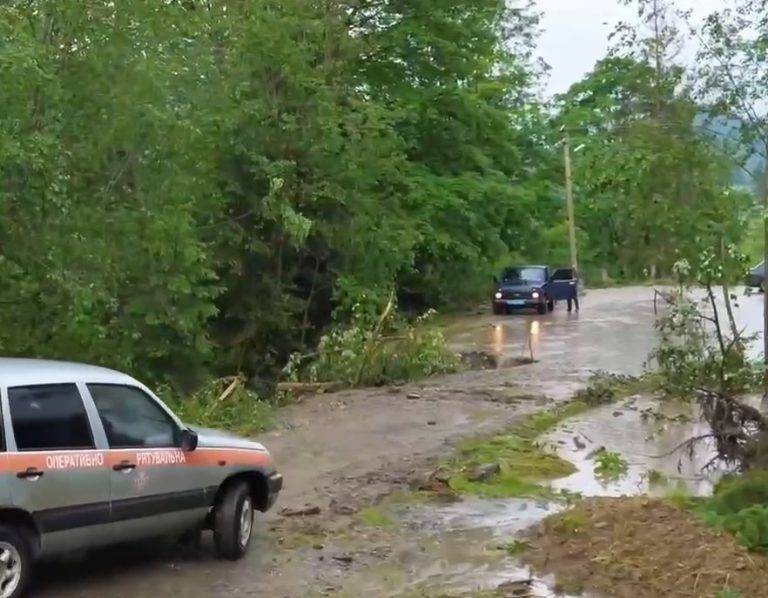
694 0 768 367
553 0 748 281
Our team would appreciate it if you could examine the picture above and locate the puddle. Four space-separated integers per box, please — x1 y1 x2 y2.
342 498 579 597
542 395 732 497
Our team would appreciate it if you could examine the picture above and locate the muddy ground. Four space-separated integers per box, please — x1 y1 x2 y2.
524 497 768 598
31 287 765 597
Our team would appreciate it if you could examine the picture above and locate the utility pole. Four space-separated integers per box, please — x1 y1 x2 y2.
563 135 579 271
762 162 768 376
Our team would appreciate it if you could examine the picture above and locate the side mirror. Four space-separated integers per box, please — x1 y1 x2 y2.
179 428 198 452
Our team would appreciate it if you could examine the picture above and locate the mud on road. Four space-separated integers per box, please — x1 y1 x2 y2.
33 287 664 597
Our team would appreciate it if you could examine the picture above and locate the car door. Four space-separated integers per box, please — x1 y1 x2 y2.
549 268 577 301
2 383 111 555
85 384 208 541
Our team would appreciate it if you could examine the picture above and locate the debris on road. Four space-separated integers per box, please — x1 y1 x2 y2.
280 505 322 517
459 350 499 370
467 462 501 482
329 499 358 516
331 554 354 565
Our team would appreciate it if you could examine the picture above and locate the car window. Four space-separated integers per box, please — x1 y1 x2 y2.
9 384 94 451
552 268 576 281
88 384 178 448
501 267 547 283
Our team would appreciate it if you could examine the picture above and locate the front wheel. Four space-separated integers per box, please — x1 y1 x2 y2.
0 525 31 598
547 300 554 312
214 482 254 560
537 303 547 315
492 304 505 315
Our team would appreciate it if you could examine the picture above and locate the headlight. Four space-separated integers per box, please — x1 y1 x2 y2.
494 291 502 300
531 291 540 299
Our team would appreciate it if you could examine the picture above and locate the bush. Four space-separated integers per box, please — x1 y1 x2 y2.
649 253 760 397
695 471 768 552
159 377 276 436
284 304 461 387
594 451 628 479
707 471 768 516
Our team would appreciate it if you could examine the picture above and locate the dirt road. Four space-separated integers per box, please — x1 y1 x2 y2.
34 287 664 597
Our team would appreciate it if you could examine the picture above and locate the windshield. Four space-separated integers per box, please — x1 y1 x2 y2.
501 267 546 283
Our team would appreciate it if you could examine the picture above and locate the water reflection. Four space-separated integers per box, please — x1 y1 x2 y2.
543 395 730 497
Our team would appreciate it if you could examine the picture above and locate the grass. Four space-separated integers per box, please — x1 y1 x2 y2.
498 539 530 555
546 511 588 535
357 506 395 528
593 451 628 479
441 373 655 500
664 471 768 554
647 469 668 486
692 471 768 553
444 400 588 499
664 483 699 510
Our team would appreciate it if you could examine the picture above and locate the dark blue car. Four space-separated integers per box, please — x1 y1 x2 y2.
746 261 765 289
492 265 578 315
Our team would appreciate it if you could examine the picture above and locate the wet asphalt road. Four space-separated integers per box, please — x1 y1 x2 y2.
446 285 765 371
29 286 767 597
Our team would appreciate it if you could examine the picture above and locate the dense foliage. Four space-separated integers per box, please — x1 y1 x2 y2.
0 0 547 385
0 0 759 388
552 0 751 281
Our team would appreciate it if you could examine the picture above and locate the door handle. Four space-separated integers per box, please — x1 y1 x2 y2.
113 460 136 472
17 467 44 480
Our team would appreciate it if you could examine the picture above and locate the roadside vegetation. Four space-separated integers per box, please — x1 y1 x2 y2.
0 0 757 401
282 296 461 389
160 377 279 436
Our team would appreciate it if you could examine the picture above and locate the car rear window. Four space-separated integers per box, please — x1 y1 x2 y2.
8 384 94 451
552 268 576 281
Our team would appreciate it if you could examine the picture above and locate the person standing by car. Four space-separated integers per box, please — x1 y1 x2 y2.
567 268 579 312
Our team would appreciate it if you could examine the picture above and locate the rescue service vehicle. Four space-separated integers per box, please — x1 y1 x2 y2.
0 358 282 597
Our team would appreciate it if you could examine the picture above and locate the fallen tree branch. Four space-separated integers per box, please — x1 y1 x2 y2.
276 381 342 395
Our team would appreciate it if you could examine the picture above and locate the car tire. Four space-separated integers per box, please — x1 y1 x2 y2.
214 481 254 561
492 304 505 315
547 300 554 312
0 524 32 598
537 303 547 315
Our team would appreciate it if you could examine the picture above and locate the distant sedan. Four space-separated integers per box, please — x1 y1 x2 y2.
746 261 765 290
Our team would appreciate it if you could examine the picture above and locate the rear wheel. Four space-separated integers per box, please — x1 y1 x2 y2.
0 525 31 598
214 482 254 560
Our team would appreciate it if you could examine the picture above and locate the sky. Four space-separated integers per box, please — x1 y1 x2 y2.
536 0 726 97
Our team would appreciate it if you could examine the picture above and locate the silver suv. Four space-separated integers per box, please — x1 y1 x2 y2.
0 358 282 597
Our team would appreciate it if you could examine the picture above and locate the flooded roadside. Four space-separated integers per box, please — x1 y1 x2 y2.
337 391 744 597
543 395 730 498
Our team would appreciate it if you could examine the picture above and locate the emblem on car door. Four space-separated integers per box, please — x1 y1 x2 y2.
132 470 150 492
